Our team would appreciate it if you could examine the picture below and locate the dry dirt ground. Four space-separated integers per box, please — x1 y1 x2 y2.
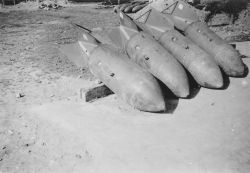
0 2 250 173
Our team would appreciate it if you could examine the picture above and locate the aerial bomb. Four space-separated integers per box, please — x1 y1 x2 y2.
133 8 223 88
134 0 246 77
109 11 190 97
184 22 245 77
76 26 166 112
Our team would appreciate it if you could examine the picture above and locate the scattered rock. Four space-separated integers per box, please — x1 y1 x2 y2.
39 0 63 10
15 92 25 98
8 130 14 135
77 75 83 79
9 58 16 62
35 79 42 83
94 79 102 85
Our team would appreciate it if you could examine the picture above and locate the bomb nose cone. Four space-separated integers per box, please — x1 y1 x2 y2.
202 67 224 88
162 74 189 98
118 11 139 45
158 65 190 98
188 58 224 89
216 46 245 77
132 91 166 112
129 81 166 112
161 75 190 98
173 84 190 98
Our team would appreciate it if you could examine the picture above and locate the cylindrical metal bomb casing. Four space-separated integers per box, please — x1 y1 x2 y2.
124 4 136 13
185 21 245 77
119 3 130 12
158 29 223 88
125 32 190 98
88 45 165 112
132 4 147 13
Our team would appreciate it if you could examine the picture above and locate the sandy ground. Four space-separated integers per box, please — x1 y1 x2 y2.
0 2 250 173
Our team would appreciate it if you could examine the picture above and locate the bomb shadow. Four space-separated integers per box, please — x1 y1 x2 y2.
243 63 249 77
219 69 231 90
185 70 201 99
218 63 249 90
157 79 179 114
236 62 249 78
157 70 202 114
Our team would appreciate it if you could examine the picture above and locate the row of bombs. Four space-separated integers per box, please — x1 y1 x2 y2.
75 0 247 112
118 0 148 13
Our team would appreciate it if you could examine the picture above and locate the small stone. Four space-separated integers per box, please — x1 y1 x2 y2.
8 130 14 135
77 75 83 79
35 80 42 83
16 92 25 98
94 79 102 85
25 46 32 50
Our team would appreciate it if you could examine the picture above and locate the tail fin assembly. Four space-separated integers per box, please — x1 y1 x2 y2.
60 23 102 67
109 9 175 48
119 11 139 47
134 8 175 40
72 23 99 57
135 0 198 31
162 0 198 31
108 11 139 49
